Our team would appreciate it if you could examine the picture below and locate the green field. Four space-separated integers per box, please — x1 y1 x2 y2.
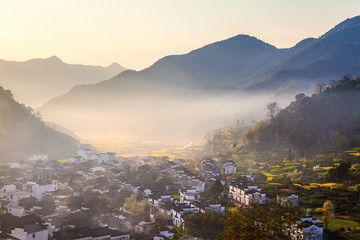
328 218 360 231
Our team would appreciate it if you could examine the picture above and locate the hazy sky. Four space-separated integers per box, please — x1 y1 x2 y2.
0 0 359 70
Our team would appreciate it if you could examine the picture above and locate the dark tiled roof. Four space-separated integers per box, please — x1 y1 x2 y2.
192 199 210 209
24 223 47 234
0 213 42 229
53 227 130 240
247 189 261 194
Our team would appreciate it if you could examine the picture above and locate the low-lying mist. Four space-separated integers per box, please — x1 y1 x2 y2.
39 88 301 155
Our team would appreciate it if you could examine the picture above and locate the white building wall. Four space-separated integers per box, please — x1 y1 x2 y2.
8 206 24 217
10 228 27 240
27 229 48 240
28 181 58 201
9 192 33 205
10 228 48 240
0 184 16 198
29 154 48 162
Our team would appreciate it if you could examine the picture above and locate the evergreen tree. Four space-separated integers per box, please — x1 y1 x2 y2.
171 224 191 240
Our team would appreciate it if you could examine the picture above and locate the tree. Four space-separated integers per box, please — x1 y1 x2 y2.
314 82 327 94
322 200 334 230
124 194 150 221
330 130 348 151
184 211 225 239
266 101 280 122
221 200 301 240
286 169 302 183
154 211 171 224
221 206 268 240
287 148 294 161
327 161 351 181
295 93 306 101
206 179 224 199
171 224 191 240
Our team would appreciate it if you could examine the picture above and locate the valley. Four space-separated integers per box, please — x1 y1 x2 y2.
0 7 360 239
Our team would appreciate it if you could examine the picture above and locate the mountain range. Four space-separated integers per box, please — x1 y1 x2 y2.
38 16 360 145
0 56 126 107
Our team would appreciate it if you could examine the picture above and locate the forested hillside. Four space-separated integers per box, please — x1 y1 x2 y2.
0 87 78 161
244 76 360 155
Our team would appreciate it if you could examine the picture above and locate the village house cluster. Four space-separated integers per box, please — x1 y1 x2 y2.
0 145 324 240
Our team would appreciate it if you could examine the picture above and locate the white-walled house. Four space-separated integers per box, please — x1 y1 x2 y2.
92 186 110 195
241 172 255 182
10 162 27 169
179 186 200 204
9 191 33 205
288 194 299 207
8 205 25 217
187 177 206 192
77 144 96 159
29 154 48 162
68 156 83 164
277 194 299 207
26 180 59 201
9 223 48 240
0 184 16 198
148 193 173 208
229 183 266 205
297 217 324 240
97 152 116 164
171 204 196 227
223 161 237 175
244 190 266 205
191 200 225 215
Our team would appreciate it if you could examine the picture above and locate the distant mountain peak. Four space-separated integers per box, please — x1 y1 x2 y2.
25 55 63 64
108 62 120 67
321 15 360 39
201 34 277 51
107 62 122 69
46 55 63 63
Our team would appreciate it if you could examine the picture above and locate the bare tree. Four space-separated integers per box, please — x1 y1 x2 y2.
266 101 280 121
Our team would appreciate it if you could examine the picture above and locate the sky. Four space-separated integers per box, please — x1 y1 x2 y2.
0 0 359 70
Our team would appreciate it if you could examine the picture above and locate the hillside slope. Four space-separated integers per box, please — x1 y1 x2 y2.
244 76 360 154
0 87 78 161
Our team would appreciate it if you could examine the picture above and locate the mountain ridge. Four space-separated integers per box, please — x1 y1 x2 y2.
0 56 126 107
39 16 360 143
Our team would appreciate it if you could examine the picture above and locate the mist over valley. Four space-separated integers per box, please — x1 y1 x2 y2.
34 16 360 155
